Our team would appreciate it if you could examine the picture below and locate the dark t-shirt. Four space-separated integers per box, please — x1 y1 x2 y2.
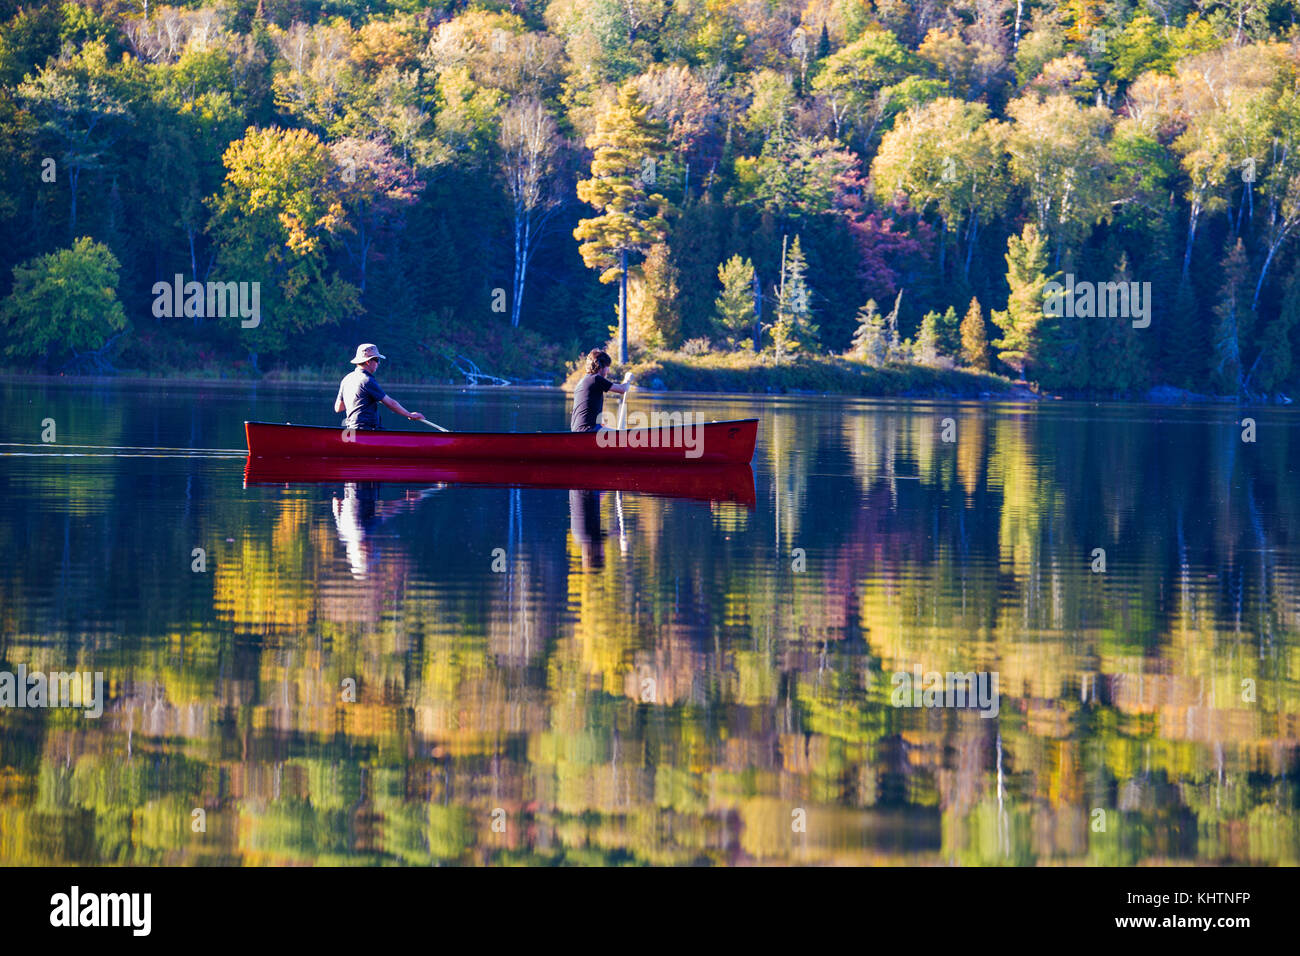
570 373 613 432
336 367 387 429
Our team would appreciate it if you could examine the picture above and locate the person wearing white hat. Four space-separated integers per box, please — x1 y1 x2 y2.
334 343 425 430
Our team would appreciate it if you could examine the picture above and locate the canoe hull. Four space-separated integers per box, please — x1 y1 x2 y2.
244 458 756 508
245 419 758 465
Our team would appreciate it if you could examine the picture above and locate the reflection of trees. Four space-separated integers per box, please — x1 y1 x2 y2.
2 402 1300 865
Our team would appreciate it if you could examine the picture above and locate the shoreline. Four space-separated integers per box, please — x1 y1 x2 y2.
0 369 1276 406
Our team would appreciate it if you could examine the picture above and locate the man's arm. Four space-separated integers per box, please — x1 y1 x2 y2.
607 382 629 395
382 395 425 422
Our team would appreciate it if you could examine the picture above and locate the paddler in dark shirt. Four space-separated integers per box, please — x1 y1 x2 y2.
570 349 629 432
334 343 425 429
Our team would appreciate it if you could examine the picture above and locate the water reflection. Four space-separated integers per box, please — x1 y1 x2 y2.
1 384 1298 866
331 482 445 578
569 489 605 570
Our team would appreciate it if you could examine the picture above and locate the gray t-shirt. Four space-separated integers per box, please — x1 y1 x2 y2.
336 367 387 429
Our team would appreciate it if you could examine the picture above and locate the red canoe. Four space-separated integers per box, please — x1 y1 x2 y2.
245 419 758 465
244 458 756 508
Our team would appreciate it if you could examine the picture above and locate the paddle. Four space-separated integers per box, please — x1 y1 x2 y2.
616 372 634 430
416 418 450 432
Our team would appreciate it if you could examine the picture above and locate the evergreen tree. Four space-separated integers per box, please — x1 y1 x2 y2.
714 253 756 347
1090 253 1148 395
817 24 831 61
574 83 674 364
992 223 1055 380
772 234 818 362
961 296 990 370
937 305 961 358
916 310 940 365
851 298 888 367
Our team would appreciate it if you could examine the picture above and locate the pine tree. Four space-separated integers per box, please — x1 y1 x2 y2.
916 311 940 365
937 305 961 358
574 83 674 364
960 297 990 370
772 234 818 363
851 299 888 367
1211 239 1250 395
714 254 756 347
1089 253 1147 395
993 223 1055 380
1037 265 1091 393
816 23 831 60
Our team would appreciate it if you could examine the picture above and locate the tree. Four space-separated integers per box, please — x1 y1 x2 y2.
992 223 1055 380
329 136 421 296
627 242 681 349
936 305 961 358
961 296 990 370
207 126 359 363
634 64 724 203
1089 253 1148 395
1 237 127 369
915 311 940 365
1253 89 1300 309
850 298 888 367
1006 93 1113 265
733 127 863 219
1211 239 1249 394
772 234 818 362
498 97 562 328
883 289 905 362
18 41 129 238
714 254 756 346
810 26 920 146
1248 264 1300 394
871 97 1009 280
574 84 673 363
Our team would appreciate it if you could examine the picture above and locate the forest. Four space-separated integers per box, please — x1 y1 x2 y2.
2 0 1300 397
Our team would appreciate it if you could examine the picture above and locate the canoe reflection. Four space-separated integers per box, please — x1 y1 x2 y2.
246 457 756 508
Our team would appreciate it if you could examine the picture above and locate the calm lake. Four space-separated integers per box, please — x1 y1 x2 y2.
1 379 1298 865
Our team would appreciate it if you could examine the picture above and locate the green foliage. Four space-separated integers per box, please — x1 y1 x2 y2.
713 253 755 346
573 84 672 281
850 298 887 367
1 237 127 368
960 297 989 370
0 0 1294 396
915 309 939 365
772 235 819 362
206 126 359 358
992 223 1054 379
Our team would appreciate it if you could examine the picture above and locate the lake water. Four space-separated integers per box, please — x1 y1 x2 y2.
1 379 1298 865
